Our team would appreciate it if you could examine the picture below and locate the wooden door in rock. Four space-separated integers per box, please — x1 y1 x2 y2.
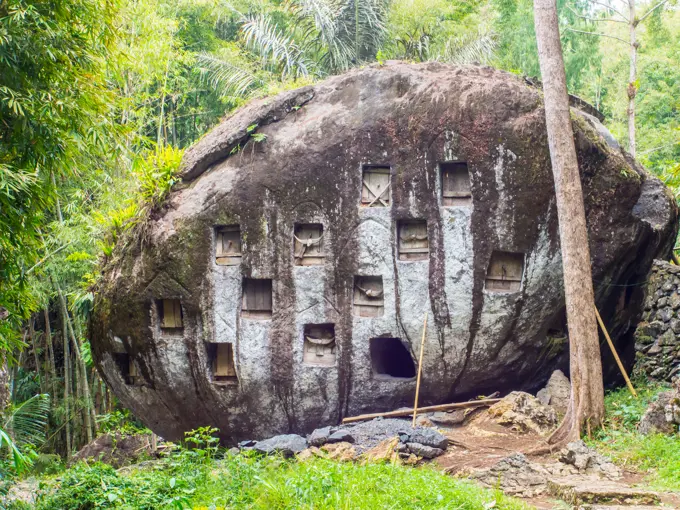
485 251 524 292
353 276 384 317
398 220 429 261
361 166 390 207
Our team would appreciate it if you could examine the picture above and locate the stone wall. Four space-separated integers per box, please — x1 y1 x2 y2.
635 260 680 381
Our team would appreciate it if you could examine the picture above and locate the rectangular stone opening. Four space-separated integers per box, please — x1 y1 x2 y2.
113 353 138 385
353 276 384 317
241 278 273 319
485 251 525 292
398 220 429 261
369 337 416 379
207 343 238 384
159 299 183 331
294 223 324 266
440 162 472 206
361 165 391 207
215 225 242 266
303 324 336 366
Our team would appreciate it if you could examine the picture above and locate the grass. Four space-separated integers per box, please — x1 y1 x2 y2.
589 379 680 491
191 456 532 509
28 453 533 510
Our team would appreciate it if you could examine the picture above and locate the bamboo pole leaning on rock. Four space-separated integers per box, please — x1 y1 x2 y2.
412 312 428 427
595 307 637 398
342 398 501 424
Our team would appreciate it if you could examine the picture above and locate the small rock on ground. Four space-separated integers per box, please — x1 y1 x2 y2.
470 453 549 497
253 434 308 457
536 369 571 414
487 391 558 435
405 442 444 459
638 389 680 435
559 440 621 479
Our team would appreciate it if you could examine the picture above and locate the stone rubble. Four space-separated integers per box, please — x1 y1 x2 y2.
635 261 680 382
486 391 558 435
241 417 449 462
638 383 680 435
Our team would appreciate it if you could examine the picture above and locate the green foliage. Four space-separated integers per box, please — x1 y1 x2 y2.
589 380 680 490
35 451 531 509
4 394 50 447
96 409 150 436
0 0 121 355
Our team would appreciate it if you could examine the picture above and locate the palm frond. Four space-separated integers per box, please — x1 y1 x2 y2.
333 0 389 65
241 14 315 79
437 31 498 66
290 0 355 71
4 393 51 447
197 52 264 98
0 428 29 472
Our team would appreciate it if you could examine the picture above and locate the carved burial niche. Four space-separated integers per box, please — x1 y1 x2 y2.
485 251 525 292
397 220 429 261
241 278 273 319
113 353 139 385
361 165 391 207
369 337 416 379
215 225 242 266
159 299 183 332
440 162 472 206
353 276 384 317
207 343 237 384
303 324 336 366
294 223 324 266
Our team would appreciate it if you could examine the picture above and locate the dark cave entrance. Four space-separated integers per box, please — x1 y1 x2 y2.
369 337 416 379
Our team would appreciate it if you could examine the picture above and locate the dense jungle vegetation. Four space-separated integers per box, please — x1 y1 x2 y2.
0 0 679 505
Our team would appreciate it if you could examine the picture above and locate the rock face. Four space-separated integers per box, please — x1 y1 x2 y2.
537 369 571 414
90 62 677 443
638 388 680 435
487 391 558 435
635 261 680 381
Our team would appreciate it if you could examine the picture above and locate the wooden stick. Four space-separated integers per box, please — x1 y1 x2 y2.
342 398 501 424
672 252 680 266
595 307 637 398
412 312 428 427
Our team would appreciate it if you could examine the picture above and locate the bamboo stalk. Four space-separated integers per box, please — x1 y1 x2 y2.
595 307 637 398
44 307 57 397
58 287 94 443
342 398 501 424
61 304 72 459
412 312 428 427
28 317 44 394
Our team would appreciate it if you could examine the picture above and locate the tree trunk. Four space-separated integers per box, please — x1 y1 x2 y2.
28 317 44 394
533 0 605 444
57 287 94 444
61 308 72 459
627 0 637 158
44 307 57 397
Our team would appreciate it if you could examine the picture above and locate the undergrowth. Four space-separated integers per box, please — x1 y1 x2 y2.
27 447 531 510
589 379 680 491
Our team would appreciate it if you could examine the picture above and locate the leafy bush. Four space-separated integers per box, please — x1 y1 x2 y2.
34 461 206 510
589 380 680 490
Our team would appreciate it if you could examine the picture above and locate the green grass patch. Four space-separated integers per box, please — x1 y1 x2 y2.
589 380 680 491
30 453 533 509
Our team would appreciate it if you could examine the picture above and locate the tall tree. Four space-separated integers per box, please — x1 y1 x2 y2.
533 0 605 443
567 0 670 157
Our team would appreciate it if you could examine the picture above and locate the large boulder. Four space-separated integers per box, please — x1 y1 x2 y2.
91 62 677 443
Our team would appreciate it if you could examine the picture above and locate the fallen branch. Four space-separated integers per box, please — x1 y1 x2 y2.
342 398 501 424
